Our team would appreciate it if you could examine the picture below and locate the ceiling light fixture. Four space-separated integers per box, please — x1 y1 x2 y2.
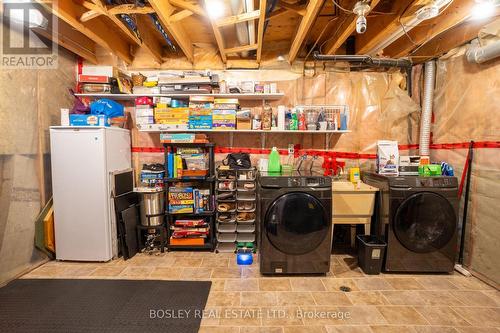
206 0 225 20
353 1 370 34
364 0 453 55
470 0 498 20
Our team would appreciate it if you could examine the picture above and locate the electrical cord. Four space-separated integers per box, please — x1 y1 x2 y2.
304 17 339 61
331 0 395 15
319 14 348 54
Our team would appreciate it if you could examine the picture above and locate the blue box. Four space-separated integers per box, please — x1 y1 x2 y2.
69 114 110 127
189 115 212 129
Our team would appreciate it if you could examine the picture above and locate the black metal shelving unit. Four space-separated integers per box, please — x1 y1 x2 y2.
163 142 216 251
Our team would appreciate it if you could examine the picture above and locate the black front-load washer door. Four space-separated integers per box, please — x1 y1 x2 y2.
265 192 329 255
394 192 456 253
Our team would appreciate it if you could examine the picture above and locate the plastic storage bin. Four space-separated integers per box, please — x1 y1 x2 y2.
356 235 387 275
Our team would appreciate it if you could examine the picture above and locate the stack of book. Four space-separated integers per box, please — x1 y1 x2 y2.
212 98 238 130
189 96 213 129
166 147 208 179
160 133 208 143
135 98 154 127
170 219 210 246
154 104 189 130
168 187 213 213
77 64 131 94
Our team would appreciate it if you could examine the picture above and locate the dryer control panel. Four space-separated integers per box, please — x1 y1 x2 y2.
258 172 332 189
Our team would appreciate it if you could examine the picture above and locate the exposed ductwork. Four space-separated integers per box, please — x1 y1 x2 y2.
466 38 500 64
419 60 436 157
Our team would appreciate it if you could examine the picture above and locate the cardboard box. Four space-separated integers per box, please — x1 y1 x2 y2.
69 114 110 127
169 237 205 246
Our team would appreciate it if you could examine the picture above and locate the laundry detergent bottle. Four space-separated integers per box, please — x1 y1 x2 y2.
268 147 281 174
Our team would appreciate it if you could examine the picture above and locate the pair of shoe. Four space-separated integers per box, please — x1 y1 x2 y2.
237 202 254 210
218 203 235 212
237 212 255 221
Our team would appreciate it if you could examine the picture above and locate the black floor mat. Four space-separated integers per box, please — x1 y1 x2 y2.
0 279 211 333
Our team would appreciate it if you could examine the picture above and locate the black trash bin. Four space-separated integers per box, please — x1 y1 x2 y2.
357 235 386 275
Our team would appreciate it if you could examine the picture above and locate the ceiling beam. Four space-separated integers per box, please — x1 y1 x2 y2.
288 0 325 63
107 4 155 15
410 14 500 62
322 0 382 55
384 0 478 58
225 43 258 54
38 0 133 63
149 0 195 62
169 9 194 23
256 0 268 63
32 19 98 64
169 0 207 17
216 10 260 27
355 0 427 55
134 15 164 64
203 0 227 63
84 1 141 46
277 0 306 16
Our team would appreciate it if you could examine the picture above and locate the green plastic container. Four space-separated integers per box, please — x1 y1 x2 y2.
418 164 441 176
268 147 281 173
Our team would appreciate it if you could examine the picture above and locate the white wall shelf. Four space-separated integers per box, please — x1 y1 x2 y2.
137 126 351 134
75 93 285 100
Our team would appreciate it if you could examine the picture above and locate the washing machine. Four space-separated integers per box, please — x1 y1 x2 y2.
258 171 332 274
363 172 458 273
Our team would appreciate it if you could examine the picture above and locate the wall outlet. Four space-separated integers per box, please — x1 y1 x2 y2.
288 144 294 155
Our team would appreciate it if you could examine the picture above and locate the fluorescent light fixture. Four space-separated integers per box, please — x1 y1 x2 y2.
364 0 453 55
206 0 225 20
470 0 497 20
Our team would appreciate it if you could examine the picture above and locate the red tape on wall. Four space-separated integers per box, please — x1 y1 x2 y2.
131 141 500 157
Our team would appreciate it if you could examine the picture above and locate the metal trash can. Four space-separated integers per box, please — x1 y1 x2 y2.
137 189 165 226
357 235 386 275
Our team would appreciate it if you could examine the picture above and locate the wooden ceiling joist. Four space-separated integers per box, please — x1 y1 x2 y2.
288 0 325 63
38 0 133 63
322 0 381 55
256 0 268 63
383 0 478 58
169 9 194 23
134 14 164 63
149 0 195 62
354 0 428 55
107 4 155 15
169 0 207 18
411 14 500 62
225 43 258 54
31 19 98 64
277 0 307 16
85 1 142 46
215 10 260 27
203 0 227 63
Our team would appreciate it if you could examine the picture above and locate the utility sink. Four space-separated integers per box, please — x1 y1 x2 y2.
332 180 379 245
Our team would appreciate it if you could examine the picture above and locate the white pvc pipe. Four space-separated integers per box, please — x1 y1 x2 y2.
419 60 435 157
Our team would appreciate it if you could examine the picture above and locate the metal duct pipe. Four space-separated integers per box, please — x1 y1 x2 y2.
312 52 412 68
466 39 500 64
419 60 436 157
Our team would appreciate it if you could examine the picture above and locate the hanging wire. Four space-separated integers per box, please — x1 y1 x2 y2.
331 0 395 15
319 14 348 54
304 17 339 60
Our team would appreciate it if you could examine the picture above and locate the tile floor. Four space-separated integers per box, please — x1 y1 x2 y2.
21 252 500 333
